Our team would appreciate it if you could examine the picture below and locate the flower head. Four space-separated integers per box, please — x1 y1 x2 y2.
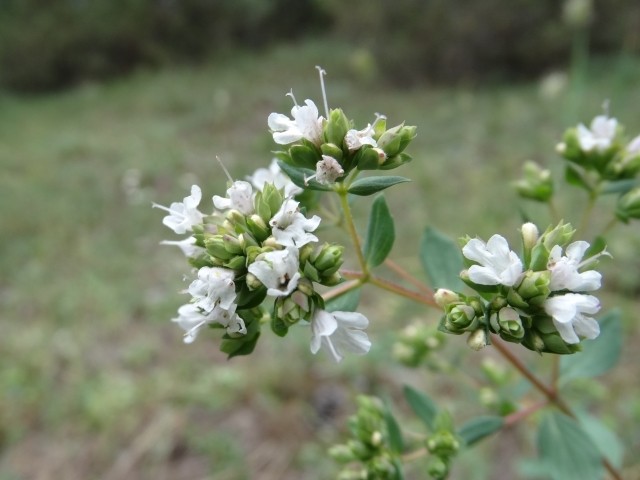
268 99 324 146
172 302 242 344
269 198 321 248
314 155 344 185
462 235 523 287
213 180 254 216
345 124 377 151
247 159 303 197
160 237 204 258
577 115 617 152
544 293 600 344
248 247 301 297
310 309 371 362
188 266 237 313
153 185 204 234
547 241 601 292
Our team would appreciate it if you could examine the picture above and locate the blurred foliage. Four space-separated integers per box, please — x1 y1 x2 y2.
0 0 328 92
322 0 640 86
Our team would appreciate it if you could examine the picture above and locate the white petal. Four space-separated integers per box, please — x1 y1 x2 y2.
468 265 501 285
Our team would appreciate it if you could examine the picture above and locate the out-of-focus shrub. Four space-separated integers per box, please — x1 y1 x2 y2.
320 0 640 86
0 0 328 92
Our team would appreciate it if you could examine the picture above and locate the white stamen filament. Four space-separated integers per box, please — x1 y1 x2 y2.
315 65 329 118
286 89 298 107
216 155 234 183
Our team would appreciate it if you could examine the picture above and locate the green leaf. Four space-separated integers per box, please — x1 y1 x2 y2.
564 165 593 192
277 161 332 192
537 412 603 480
560 310 622 384
347 176 410 196
325 287 361 312
601 178 638 195
457 416 504 446
363 194 395 268
403 385 438 431
384 404 404 454
392 458 406 480
420 227 465 290
576 411 624 468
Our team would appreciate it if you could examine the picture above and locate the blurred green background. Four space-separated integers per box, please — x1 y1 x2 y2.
1 1 639 479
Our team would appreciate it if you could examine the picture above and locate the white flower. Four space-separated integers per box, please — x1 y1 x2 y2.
314 155 344 184
577 115 617 152
310 309 371 362
188 266 237 312
172 303 241 344
160 237 204 258
269 198 321 247
627 134 640 156
247 159 303 197
544 293 600 344
462 235 523 287
213 180 254 216
153 185 204 234
547 241 601 292
268 99 324 145
248 247 301 297
345 124 378 151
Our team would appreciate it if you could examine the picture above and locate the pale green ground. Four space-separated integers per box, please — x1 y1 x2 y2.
1 40 639 479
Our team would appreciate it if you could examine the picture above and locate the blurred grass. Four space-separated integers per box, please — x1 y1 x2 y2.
1 39 639 479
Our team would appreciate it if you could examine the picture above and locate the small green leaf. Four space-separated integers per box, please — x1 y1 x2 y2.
391 458 406 480
420 227 465 290
384 404 404 454
289 144 320 170
537 412 603 480
601 178 638 195
560 310 622 384
277 161 332 192
403 386 438 431
363 194 395 268
347 176 410 196
576 411 624 468
564 165 593 192
457 416 504 446
325 287 361 312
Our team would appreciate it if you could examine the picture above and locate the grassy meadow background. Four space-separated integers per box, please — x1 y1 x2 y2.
2 16 640 480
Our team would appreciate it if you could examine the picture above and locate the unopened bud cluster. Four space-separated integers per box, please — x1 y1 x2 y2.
392 321 446 368
436 222 608 354
424 412 461 480
329 396 401 480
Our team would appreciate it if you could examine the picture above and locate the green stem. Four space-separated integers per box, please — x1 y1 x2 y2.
548 199 561 224
601 216 619 237
338 190 369 278
577 193 597 237
322 279 362 302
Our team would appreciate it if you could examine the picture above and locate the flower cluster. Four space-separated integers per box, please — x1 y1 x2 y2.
436 222 608 354
154 162 370 361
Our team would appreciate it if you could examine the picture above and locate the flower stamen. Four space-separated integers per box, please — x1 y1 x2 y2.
315 65 329 118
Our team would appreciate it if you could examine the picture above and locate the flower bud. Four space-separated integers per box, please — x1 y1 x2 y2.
328 444 357 463
426 430 460 458
245 272 263 291
443 304 478 334
289 144 320 170
434 289 461 308
224 255 247 271
370 455 396 478
225 209 247 228
514 270 550 308
312 243 344 274
521 222 539 267
238 233 258 250
355 145 383 170
247 214 270 242
324 108 350 147
222 234 244 255
466 328 488 351
616 186 640 223
321 142 344 161
377 124 404 156
275 290 311 326
541 221 575 251
205 234 234 261
490 307 525 343
426 456 449 480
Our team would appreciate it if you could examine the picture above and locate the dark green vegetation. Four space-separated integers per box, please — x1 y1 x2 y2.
1 40 639 478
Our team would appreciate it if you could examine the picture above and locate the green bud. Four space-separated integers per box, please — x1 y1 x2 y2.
224 255 246 271
616 186 640 223
312 243 345 274
329 444 357 463
540 221 575 251
325 108 351 146
444 304 478 334
559 128 586 164
238 233 258 250
369 455 396 478
490 307 525 343
513 161 553 202
290 144 320 170
379 152 412 170
247 214 270 242
426 430 460 458
434 289 461 308
225 209 247 229
205 235 234 260
296 277 316 297
537 330 581 354
275 290 312 326
426 456 449 480
377 124 404 156
521 329 547 353
222 234 244 255
245 272 263 291
467 328 488 351
346 439 372 460
355 146 383 170
321 142 344 161
515 270 551 308
321 271 343 286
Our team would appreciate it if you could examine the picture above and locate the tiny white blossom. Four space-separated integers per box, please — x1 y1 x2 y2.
314 155 344 185
153 185 204 234
270 198 321 247
172 303 240 344
188 266 237 313
248 247 301 297
462 235 523 287
310 309 371 362
345 124 377 151
577 115 617 152
548 241 602 292
213 180 254 216
247 159 303 197
544 293 600 344
160 237 204 258
268 99 324 145
627 134 640 156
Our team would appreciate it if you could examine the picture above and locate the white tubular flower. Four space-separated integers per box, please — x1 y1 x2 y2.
548 241 602 292
627 134 640 156
248 247 301 297
172 303 239 344
345 124 377 151
544 293 601 344
310 309 371 362
153 185 204 234
314 155 344 184
269 198 321 248
462 235 523 287
247 159 303 197
577 115 617 152
268 99 324 146
188 266 237 312
160 237 204 258
213 180 254 216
